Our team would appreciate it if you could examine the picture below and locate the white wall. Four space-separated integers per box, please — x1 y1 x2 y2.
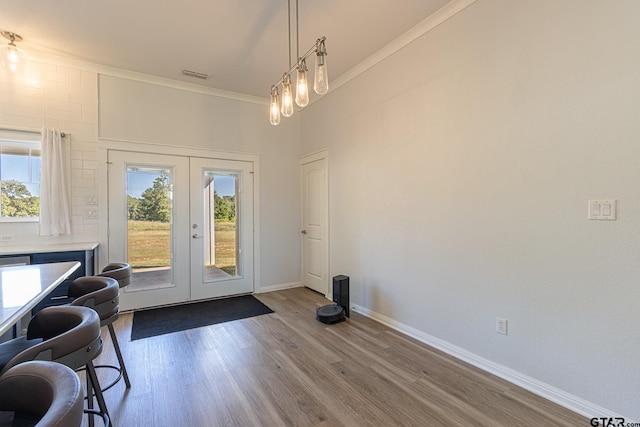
0 62 99 245
301 0 640 419
98 75 301 290
0 64 301 291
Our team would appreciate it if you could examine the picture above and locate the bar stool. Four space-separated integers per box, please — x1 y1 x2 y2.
98 262 131 288
0 360 84 427
0 306 110 426
68 275 130 391
97 262 132 389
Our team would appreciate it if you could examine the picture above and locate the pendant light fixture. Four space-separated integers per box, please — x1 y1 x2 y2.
269 0 329 125
1 31 26 74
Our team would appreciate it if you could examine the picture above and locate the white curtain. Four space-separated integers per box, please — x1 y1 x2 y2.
39 128 71 236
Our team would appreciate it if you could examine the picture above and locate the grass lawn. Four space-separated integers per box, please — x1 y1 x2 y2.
213 221 237 275
128 220 237 273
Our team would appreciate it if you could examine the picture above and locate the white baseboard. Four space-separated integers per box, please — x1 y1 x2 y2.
257 281 301 293
351 303 621 421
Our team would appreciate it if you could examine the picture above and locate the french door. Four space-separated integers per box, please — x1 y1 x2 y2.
189 157 253 300
107 150 254 311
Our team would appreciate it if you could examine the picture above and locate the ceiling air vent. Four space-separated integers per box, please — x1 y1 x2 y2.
181 70 209 80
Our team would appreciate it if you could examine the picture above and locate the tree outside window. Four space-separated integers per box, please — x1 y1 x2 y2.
0 142 41 220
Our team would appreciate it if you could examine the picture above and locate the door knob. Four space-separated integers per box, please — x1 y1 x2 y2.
192 233 203 239
301 229 307 234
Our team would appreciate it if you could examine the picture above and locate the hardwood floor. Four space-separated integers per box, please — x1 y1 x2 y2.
86 287 586 426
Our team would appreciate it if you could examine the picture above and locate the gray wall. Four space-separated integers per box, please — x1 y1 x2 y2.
301 0 640 419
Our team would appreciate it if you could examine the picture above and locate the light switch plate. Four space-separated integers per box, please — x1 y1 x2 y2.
588 200 616 220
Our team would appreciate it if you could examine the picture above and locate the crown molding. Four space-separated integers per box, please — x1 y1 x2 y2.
329 0 477 94
22 0 475 107
26 51 267 106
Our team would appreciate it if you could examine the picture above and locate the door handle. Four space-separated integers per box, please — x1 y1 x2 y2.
192 234 203 239
301 229 307 234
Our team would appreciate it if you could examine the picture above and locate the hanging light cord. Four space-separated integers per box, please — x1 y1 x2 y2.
272 0 324 87
296 0 300 60
288 0 292 70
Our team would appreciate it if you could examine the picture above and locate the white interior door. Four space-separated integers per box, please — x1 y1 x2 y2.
189 157 254 300
301 154 328 295
107 151 190 311
108 151 255 311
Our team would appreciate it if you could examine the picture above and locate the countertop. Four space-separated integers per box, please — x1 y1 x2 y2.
0 261 81 336
0 242 99 256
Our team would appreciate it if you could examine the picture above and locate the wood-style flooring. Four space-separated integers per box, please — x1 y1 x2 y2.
86 287 586 426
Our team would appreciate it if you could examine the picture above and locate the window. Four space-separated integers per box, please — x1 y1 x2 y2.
0 132 41 221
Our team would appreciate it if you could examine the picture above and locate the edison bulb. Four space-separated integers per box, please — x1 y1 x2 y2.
269 88 281 125
314 42 329 95
281 74 294 117
295 60 309 107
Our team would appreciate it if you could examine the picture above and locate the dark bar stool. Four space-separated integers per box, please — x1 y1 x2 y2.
69 275 130 391
98 262 131 288
97 262 132 389
0 360 84 427
0 306 110 426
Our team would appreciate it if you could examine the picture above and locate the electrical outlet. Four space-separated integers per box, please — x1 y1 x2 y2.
496 317 508 335
85 208 98 219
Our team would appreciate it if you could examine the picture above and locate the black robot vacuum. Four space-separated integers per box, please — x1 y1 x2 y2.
316 275 350 324
316 304 346 324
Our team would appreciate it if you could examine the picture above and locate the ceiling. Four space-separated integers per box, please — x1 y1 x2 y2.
2 0 450 99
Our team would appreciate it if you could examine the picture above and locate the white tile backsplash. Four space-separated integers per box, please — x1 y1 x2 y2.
0 61 99 245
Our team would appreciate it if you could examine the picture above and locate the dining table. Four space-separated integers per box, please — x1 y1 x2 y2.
0 261 80 337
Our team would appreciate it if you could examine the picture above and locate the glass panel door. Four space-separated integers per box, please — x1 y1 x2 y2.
108 151 190 311
190 157 253 300
108 151 254 309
